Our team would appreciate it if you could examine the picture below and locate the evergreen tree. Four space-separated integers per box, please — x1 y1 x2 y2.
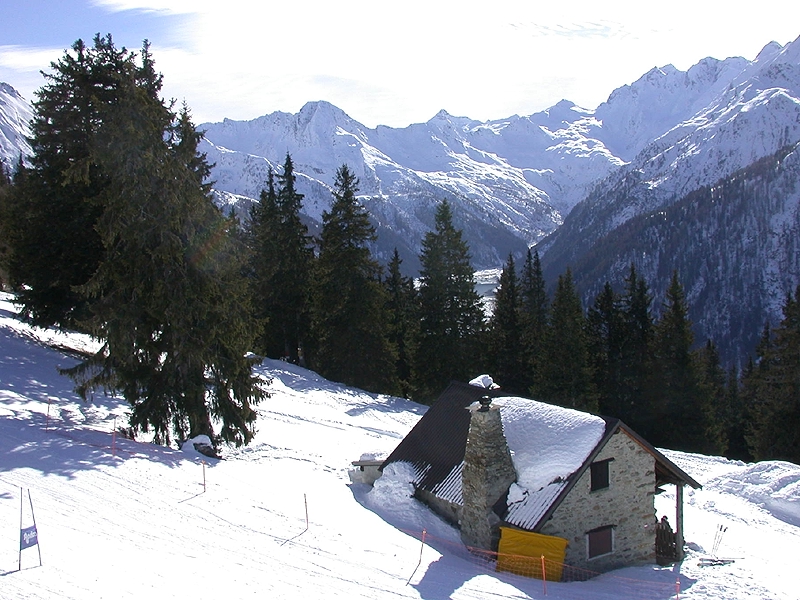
587 281 626 418
3 36 121 327
312 165 397 393
723 364 750 461
384 248 418 398
694 339 729 455
486 253 526 394
41 39 266 448
413 200 484 401
252 154 314 363
534 268 596 412
619 264 657 436
745 287 800 462
0 161 12 287
518 248 548 393
247 167 282 354
652 271 706 451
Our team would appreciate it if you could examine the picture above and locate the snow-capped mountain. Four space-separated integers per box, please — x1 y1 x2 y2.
538 36 800 364
0 82 32 171
196 39 800 272
198 100 596 271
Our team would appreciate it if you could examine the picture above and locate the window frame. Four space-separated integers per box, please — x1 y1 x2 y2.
590 458 613 492
586 525 615 560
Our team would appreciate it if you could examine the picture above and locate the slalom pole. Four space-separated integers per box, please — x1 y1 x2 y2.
112 416 117 457
202 460 207 492
279 493 310 546
406 529 427 585
28 489 42 566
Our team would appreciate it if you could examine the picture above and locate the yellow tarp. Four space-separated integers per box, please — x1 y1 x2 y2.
496 527 568 581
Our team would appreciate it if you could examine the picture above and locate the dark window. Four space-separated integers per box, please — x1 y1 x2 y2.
587 525 614 559
590 459 612 491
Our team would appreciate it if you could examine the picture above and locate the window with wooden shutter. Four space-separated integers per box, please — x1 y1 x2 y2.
587 525 614 559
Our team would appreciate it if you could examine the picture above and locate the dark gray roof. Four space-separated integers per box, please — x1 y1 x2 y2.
381 381 504 494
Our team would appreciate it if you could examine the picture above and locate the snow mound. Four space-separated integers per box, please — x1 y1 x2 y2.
709 461 800 527
180 435 216 459
468 374 499 389
363 462 461 542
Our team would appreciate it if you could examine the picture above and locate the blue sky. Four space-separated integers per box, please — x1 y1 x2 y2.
0 0 186 48
2 1 799 128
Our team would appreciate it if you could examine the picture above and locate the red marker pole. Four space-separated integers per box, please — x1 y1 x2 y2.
541 555 547 595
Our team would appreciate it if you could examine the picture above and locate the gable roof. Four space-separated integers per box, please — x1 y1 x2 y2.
382 381 701 532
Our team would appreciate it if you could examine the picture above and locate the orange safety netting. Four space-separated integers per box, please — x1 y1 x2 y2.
496 527 568 581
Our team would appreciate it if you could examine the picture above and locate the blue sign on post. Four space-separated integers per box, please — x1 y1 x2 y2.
20 525 38 550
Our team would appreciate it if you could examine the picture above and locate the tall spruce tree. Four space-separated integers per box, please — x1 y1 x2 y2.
413 200 484 402
247 168 282 354
619 264 657 437
312 165 397 393
723 364 750 461
3 36 121 327
694 339 729 455
384 248 418 398
587 281 626 419
40 38 266 448
745 287 800 462
519 248 548 393
534 268 596 412
0 161 12 286
254 154 314 363
652 271 706 451
486 253 526 394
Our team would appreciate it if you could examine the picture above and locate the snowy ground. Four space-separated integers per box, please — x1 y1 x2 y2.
1 291 798 599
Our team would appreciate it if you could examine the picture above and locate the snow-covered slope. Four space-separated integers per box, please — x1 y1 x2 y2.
0 83 32 171
1 292 799 599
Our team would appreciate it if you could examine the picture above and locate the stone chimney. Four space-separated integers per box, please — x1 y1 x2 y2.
460 395 517 550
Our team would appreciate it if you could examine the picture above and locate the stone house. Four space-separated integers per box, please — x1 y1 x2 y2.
380 380 701 575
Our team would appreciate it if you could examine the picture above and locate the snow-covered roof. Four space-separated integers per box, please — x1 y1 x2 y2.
499 396 606 529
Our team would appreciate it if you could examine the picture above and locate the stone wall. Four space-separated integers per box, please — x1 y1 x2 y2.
539 430 657 572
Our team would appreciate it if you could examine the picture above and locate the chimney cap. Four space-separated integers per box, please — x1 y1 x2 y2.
478 395 492 412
